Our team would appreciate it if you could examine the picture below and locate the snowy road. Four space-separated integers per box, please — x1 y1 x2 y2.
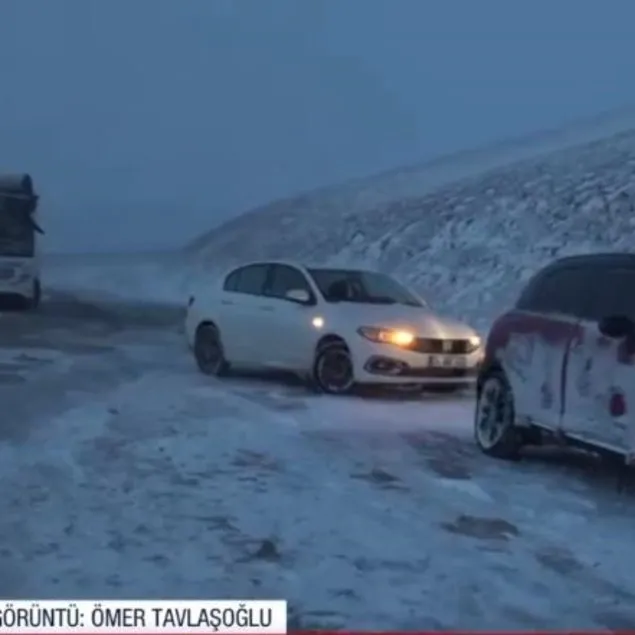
1 292 635 630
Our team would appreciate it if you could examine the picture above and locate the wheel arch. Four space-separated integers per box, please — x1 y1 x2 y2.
196 319 218 333
476 358 506 396
315 333 349 353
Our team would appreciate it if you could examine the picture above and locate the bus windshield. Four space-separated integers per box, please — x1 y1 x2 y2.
0 174 40 258
0 199 37 258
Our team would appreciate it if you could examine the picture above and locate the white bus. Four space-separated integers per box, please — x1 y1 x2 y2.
0 173 43 309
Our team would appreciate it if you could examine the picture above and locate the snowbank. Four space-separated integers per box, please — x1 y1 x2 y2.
191 128 635 331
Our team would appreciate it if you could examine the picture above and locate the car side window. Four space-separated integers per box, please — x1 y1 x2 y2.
517 266 589 318
232 264 269 296
267 265 312 299
593 268 635 320
223 268 241 292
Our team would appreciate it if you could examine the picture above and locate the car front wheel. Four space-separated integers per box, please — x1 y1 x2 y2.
425 383 469 394
194 324 230 377
474 369 521 459
313 341 355 395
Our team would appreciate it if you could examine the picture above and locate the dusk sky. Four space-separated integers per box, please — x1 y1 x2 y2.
0 0 634 251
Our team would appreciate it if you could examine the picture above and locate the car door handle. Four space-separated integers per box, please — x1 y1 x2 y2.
258 306 274 312
221 300 234 306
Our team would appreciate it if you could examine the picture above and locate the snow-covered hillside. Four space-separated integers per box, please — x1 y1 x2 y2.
191 126 635 331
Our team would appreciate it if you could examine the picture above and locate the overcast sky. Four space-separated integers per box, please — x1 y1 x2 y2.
0 0 634 252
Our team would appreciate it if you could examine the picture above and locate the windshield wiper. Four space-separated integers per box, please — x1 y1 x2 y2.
27 216 44 234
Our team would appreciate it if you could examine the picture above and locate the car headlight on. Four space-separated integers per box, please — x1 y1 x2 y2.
357 326 415 347
468 334 481 352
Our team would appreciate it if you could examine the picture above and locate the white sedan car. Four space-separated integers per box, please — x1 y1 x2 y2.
185 261 483 395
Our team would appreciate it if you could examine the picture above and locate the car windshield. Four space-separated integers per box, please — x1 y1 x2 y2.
307 268 424 307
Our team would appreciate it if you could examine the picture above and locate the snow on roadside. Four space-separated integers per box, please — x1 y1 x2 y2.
44 252 196 305
2 351 635 629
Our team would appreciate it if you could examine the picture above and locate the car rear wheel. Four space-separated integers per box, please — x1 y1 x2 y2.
194 323 230 377
313 341 355 395
474 369 521 459
25 279 41 310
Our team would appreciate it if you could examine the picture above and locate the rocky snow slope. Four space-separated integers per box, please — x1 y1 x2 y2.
190 128 635 331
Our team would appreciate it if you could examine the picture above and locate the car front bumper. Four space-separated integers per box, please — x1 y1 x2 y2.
350 338 484 385
0 264 36 297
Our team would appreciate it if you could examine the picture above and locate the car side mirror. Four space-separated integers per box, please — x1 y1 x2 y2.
598 314 635 339
285 288 311 304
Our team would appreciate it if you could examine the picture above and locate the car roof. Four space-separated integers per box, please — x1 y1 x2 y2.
222 260 381 274
222 259 304 273
543 252 635 273
302 264 376 272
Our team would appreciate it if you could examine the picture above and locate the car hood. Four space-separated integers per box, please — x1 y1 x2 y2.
333 304 477 339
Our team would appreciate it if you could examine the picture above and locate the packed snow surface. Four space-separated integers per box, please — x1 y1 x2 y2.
2 309 635 629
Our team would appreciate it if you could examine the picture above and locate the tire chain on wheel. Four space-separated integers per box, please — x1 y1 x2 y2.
313 343 355 395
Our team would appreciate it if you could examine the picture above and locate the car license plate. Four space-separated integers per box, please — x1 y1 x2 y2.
428 355 467 368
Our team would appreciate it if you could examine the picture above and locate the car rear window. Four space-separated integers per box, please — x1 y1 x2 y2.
518 262 635 322
516 266 590 318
